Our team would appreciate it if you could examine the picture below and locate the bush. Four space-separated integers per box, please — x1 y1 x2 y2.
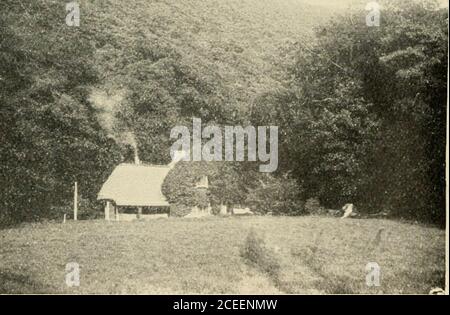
77 199 103 220
245 174 304 215
304 198 326 215
47 198 102 221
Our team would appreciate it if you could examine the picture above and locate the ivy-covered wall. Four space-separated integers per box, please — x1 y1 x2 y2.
162 161 212 216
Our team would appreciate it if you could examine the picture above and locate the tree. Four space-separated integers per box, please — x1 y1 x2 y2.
252 0 447 224
0 1 121 225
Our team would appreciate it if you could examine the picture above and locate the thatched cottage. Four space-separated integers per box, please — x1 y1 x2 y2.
97 151 213 220
97 163 172 220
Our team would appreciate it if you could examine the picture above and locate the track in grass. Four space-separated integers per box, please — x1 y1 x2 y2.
0 216 445 294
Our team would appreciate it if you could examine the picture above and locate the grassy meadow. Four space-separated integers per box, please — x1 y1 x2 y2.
0 216 445 294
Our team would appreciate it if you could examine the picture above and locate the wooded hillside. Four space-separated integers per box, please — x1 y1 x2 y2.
0 0 447 226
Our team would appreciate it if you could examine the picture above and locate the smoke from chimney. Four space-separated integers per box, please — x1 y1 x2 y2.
89 88 140 163
133 140 140 165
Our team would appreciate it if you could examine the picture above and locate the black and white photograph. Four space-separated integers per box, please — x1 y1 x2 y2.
0 0 448 298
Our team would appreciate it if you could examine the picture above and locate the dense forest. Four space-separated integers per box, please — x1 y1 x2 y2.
0 0 447 226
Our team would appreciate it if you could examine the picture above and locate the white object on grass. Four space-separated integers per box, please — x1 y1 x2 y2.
429 287 445 295
233 207 253 215
341 203 354 219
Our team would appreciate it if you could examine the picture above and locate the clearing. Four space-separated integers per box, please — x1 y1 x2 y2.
0 216 445 294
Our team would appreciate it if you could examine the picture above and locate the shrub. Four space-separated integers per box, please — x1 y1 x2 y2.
77 199 103 220
245 174 304 215
304 198 326 215
47 198 102 221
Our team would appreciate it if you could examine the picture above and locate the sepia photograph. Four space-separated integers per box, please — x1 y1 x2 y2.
0 0 448 299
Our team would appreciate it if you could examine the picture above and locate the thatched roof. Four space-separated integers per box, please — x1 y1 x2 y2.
97 163 171 207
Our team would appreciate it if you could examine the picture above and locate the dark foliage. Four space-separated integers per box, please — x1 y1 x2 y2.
251 1 447 225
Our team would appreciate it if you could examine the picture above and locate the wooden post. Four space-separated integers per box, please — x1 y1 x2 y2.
73 181 78 221
105 201 110 221
115 206 119 221
137 207 142 219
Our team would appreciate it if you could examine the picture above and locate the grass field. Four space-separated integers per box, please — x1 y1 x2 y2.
0 216 446 294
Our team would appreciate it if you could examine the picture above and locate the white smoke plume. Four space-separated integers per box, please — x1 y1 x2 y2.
89 88 138 150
